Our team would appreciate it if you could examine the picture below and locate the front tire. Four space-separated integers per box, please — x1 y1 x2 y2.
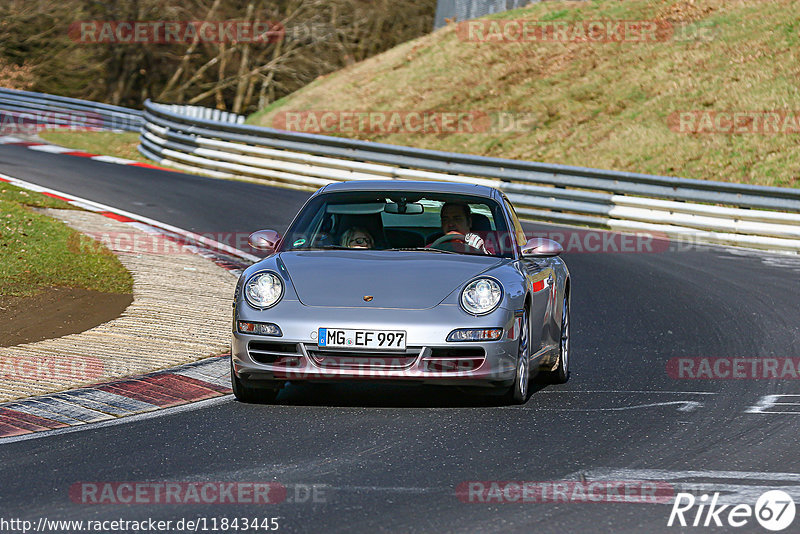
543 291 570 384
231 359 280 403
505 308 531 404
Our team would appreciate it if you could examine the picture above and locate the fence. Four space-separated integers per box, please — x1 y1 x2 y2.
139 100 800 253
435 0 538 29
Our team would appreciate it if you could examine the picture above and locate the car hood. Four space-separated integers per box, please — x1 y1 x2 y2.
278 250 505 309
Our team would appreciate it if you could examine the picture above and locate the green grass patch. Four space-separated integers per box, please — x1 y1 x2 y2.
0 184 133 297
0 183 76 210
540 9 570 21
37 129 260 185
38 131 150 164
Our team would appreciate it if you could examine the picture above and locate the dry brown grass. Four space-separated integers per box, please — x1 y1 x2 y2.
249 0 800 188
0 57 33 90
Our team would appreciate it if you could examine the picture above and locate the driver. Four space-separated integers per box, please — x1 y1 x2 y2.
439 202 488 254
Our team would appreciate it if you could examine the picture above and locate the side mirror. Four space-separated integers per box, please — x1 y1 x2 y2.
521 237 563 257
248 229 281 252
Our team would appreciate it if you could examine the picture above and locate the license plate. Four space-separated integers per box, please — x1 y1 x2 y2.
317 328 406 350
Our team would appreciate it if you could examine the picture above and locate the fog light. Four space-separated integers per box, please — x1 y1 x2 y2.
238 321 282 336
446 328 503 342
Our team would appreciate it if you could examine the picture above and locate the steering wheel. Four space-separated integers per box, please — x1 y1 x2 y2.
429 233 481 253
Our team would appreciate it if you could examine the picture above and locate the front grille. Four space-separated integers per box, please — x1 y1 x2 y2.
248 341 301 364
306 348 418 370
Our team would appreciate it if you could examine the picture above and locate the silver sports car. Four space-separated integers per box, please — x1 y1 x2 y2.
231 180 571 404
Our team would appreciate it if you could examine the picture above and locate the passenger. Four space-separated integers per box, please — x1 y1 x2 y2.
439 202 488 253
341 227 374 249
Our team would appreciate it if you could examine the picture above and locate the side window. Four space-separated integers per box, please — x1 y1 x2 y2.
504 198 527 247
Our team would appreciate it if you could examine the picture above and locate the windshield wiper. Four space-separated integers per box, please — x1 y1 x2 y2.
300 246 461 254
385 247 459 254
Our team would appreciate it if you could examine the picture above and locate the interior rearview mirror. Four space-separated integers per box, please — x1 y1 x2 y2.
384 202 424 214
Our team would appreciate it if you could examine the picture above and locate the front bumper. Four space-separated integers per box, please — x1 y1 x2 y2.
232 301 522 388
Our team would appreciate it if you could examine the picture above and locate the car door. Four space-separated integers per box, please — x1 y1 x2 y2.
502 197 558 358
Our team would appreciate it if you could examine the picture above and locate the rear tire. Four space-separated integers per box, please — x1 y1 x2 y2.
543 291 570 384
231 359 280 403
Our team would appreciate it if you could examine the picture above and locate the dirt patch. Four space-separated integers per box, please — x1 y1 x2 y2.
655 0 726 22
0 288 132 347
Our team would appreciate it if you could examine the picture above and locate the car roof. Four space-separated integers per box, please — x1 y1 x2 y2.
319 180 500 199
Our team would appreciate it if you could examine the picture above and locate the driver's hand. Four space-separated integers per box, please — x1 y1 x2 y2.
464 233 484 249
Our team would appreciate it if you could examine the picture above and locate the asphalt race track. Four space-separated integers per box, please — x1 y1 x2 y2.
2 144 800 533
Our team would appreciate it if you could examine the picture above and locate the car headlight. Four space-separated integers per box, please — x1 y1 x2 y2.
460 278 503 315
244 271 284 309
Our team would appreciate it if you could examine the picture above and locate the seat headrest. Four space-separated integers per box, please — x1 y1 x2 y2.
471 213 492 232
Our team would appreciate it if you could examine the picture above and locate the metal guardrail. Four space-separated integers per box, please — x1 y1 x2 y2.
0 88 800 253
3 87 796 253
0 88 143 132
139 100 800 253
151 104 245 125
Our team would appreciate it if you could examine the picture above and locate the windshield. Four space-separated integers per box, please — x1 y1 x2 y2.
280 190 515 258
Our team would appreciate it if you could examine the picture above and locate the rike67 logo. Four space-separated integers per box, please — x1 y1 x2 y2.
668 490 796 531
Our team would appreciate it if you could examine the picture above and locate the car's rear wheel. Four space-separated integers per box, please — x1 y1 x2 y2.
230 359 280 403
543 291 570 384
505 308 531 404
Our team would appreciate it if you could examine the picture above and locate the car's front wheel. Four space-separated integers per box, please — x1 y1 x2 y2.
505 308 531 404
543 291 570 384
230 359 280 403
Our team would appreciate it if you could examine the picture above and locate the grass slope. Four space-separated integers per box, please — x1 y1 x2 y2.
0 184 133 297
249 0 800 188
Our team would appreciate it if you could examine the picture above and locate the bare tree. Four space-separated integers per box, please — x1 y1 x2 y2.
0 0 436 112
